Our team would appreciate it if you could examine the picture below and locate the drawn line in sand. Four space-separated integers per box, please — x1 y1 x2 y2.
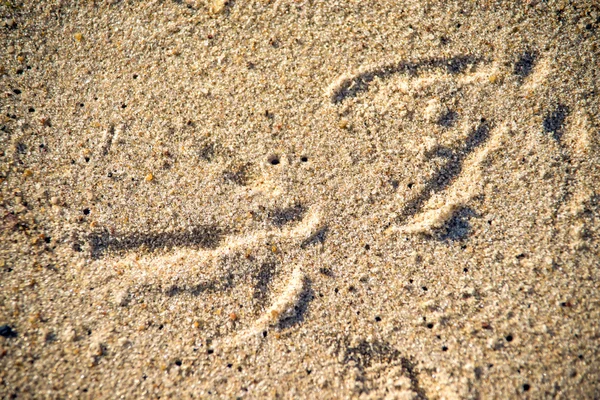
90 54 594 352
328 57 502 236
92 206 323 347
326 55 482 104
93 56 500 349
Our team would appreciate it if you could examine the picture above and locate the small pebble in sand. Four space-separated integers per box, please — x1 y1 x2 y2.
210 0 226 14
145 173 154 182
229 312 238 321
74 32 83 42
0 325 17 338
63 326 77 342
88 341 103 358
424 98 443 122
113 290 129 306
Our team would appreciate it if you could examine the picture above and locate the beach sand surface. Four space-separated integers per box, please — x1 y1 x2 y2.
1 1 599 398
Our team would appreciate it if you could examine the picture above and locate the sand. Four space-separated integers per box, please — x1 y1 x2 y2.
1 0 599 398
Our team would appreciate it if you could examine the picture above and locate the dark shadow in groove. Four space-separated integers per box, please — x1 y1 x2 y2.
397 121 490 224
253 262 276 306
341 339 428 398
437 110 458 128
278 277 313 329
153 253 280 298
401 357 429 400
190 272 236 297
89 225 223 259
331 55 481 104
514 51 537 78
223 163 250 185
268 204 306 227
434 206 477 242
343 340 400 370
165 273 235 298
300 226 328 248
543 104 569 142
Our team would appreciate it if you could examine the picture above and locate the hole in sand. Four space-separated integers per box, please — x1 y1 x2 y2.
268 155 280 165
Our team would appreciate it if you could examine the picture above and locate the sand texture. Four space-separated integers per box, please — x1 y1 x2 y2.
1 0 599 398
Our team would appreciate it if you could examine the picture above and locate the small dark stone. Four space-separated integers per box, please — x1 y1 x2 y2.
83 208 90 215
523 383 531 392
12 89 21 95
0 325 17 338
374 316 382 322
174 360 182 366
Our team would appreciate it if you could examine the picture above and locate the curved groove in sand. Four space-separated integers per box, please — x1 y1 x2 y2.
326 55 488 104
328 59 505 235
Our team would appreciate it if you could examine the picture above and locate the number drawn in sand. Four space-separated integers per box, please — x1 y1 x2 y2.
88 158 326 347
326 55 505 237
85 53 596 353
326 53 596 250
